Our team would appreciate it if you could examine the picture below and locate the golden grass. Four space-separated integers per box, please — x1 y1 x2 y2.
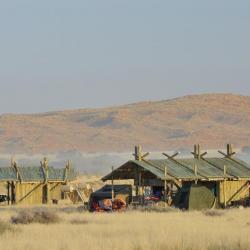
0 206 250 250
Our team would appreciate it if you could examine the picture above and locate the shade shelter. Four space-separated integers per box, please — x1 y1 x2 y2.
102 145 250 209
0 158 77 205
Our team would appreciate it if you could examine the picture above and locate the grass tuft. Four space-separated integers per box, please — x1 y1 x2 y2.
70 219 89 225
0 220 13 234
11 208 60 224
128 204 177 213
203 210 224 217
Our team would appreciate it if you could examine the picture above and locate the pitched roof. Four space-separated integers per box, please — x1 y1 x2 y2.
102 157 250 181
0 166 77 182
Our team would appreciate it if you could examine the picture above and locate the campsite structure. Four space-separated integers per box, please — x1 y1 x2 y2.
0 158 77 205
102 144 250 210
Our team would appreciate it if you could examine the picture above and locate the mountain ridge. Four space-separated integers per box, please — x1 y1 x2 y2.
0 93 249 154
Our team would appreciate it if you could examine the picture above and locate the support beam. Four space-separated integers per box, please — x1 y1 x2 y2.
162 152 179 159
139 171 142 204
135 165 139 198
11 158 22 183
64 160 71 184
133 145 150 162
7 182 10 205
164 165 167 207
40 157 49 204
41 157 49 183
111 166 114 201
191 144 207 159
134 145 142 161
162 152 209 180
218 144 236 158
223 166 228 208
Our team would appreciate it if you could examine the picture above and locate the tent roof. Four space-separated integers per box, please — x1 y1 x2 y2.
102 157 250 182
0 166 77 182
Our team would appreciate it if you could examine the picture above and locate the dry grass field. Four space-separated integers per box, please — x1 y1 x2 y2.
0 206 250 250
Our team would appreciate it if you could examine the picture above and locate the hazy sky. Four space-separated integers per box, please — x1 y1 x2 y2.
0 1 250 114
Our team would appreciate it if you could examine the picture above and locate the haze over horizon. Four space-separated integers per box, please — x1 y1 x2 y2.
1 1 250 114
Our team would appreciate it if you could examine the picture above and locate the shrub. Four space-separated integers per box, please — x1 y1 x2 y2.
128 204 177 213
70 219 89 225
11 208 60 224
203 210 224 217
60 205 86 214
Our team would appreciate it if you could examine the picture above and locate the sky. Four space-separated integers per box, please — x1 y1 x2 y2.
0 0 250 114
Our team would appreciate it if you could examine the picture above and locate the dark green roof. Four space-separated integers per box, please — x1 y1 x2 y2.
102 157 250 181
0 166 77 182
0 167 17 181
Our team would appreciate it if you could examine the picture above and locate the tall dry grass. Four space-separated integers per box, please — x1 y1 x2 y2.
0 206 250 250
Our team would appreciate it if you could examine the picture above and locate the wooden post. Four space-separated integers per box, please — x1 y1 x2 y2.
11 181 15 204
164 165 167 207
194 163 198 184
64 160 71 184
194 164 197 176
193 144 201 159
135 166 139 199
142 176 145 204
41 157 49 204
227 144 233 156
111 166 114 201
135 145 142 161
223 165 227 176
197 144 200 159
223 180 227 208
139 171 142 204
7 182 10 205
223 165 227 208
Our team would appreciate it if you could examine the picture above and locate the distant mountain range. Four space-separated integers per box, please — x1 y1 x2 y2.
0 93 250 154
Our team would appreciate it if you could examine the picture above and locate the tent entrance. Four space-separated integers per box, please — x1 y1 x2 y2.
174 182 217 210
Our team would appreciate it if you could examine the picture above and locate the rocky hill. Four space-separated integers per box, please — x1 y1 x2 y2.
0 93 250 154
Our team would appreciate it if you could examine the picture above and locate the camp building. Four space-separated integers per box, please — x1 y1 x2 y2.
102 144 250 210
0 158 77 205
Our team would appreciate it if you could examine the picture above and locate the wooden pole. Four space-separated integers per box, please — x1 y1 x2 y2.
41 157 49 204
139 171 142 204
194 164 197 176
142 176 145 204
164 165 167 207
194 163 198 184
135 145 142 161
111 166 114 201
223 165 227 208
11 182 15 204
135 166 139 199
223 165 227 176
7 182 10 205
197 144 200 159
227 144 232 156
223 180 226 208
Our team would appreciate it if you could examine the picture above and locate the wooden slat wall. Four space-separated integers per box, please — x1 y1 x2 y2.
219 180 250 206
15 183 62 205
15 183 44 205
